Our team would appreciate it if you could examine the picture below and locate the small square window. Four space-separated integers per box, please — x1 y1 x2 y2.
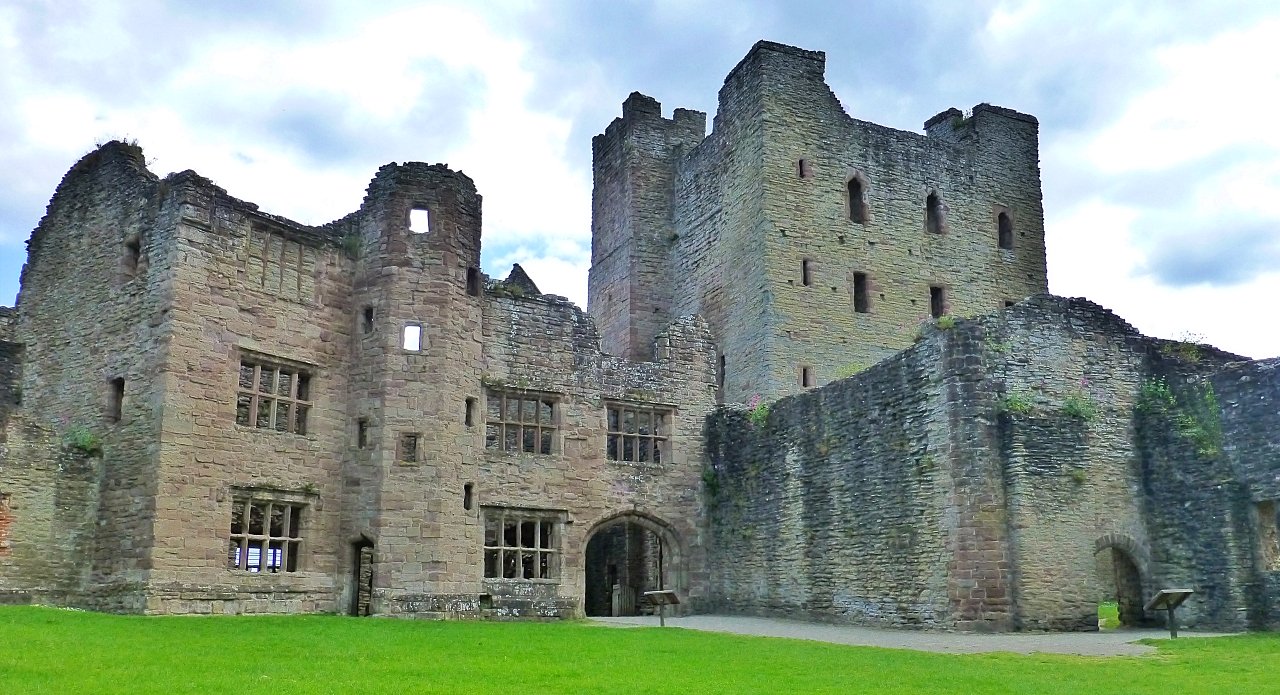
399 433 420 463
409 208 430 234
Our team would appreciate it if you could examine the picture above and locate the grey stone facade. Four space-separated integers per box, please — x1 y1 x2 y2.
0 41 1275 630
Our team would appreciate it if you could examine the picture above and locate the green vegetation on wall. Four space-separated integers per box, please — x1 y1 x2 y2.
1137 376 1224 459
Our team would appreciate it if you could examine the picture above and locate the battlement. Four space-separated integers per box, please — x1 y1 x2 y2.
723 40 826 87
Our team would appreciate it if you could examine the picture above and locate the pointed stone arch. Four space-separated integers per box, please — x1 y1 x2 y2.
581 511 686 617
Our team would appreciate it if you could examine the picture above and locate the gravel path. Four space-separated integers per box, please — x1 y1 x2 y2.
592 614 1233 656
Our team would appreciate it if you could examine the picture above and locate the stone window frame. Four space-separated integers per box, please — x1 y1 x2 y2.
235 354 312 435
398 432 421 464
482 506 565 582
799 365 816 388
605 402 672 464
226 489 309 574
852 271 871 314
484 390 559 456
408 206 431 235
929 284 948 318
402 323 424 352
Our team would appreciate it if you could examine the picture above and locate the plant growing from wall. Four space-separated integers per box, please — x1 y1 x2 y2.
1061 380 1098 421
746 394 770 428
998 392 1034 416
1137 376 1224 459
1069 468 1087 484
62 426 102 457
935 314 956 330
340 233 362 259
833 362 868 380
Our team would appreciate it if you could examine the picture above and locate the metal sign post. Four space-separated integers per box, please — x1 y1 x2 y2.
643 590 680 627
1144 589 1194 639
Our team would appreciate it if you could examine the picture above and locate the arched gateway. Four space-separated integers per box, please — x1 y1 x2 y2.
583 512 684 617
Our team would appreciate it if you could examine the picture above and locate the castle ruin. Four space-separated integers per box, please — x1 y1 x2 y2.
1 41 1276 631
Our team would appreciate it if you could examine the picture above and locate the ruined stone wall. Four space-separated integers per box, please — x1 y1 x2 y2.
986 297 1154 630
10 142 171 610
1203 357 1280 629
704 328 995 629
0 417 100 604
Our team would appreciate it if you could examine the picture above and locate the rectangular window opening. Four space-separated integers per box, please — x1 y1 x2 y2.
362 306 375 334
801 259 813 287
409 208 430 234
853 272 870 314
399 433 420 463
485 391 558 455
797 158 812 179
107 377 124 423
463 483 474 511
605 404 671 464
357 418 369 449
123 236 141 277
402 324 423 352
930 286 946 319
466 267 481 297
800 366 815 388
235 357 311 435
482 508 561 581
227 496 305 573
465 397 476 428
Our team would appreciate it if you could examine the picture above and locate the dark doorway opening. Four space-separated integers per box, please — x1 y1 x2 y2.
585 521 667 617
350 539 374 616
1095 546 1146 629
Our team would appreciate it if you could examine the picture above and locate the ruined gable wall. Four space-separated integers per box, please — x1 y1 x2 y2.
8 142 172 610
140 171 355 614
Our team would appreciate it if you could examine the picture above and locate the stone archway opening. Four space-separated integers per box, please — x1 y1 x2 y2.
1094 545 1145 629
583 514 682 617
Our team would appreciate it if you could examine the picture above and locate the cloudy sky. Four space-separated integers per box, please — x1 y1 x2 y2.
2 0 1277 358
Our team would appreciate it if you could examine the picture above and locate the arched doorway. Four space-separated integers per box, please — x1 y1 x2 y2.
1094 545 1146 628
583 513 682 617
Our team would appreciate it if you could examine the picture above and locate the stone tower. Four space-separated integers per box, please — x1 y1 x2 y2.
589 41 1048 403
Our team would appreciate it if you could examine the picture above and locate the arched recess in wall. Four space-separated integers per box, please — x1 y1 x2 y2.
846 172 869 224
581 511 686 617
997 211 1014 249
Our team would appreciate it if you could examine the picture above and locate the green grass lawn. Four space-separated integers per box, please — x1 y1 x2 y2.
2 606 1278 694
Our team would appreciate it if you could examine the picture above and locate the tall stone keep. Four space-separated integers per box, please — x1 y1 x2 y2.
589 41 1049 403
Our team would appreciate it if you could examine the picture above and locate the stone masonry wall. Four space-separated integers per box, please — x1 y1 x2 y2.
10 142 172 611
705 326 996 629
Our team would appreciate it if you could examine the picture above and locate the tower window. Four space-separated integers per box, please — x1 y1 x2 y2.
409 208 430 234
926 192 944 234
800 365 815 388
107 377 125 423
798 159 812 179
998 212 1014 249
853 273 870 314
402 324 423 352
123 236 141 277
357 418 369 449
848 178 867 224
362 306 375 334
466 267 481 296
801 259 813 287
929 285 947 318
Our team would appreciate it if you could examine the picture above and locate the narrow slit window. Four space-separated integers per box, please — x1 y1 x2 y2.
463 483 474 511
409 208 430 234
848 178 867 224
930 285 946 318
466 267 481 297
797 159 812 179
853 272 870 314
107 377 125 423
800 366 815 388
357 418 369 449
123 236 141 277
801 259 813 287
402 324 423 352
926 191 943 234
998 212 1014 249
465 397 476 427
362 306 375 334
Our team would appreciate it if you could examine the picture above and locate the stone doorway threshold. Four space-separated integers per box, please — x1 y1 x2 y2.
591 614 1234 656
